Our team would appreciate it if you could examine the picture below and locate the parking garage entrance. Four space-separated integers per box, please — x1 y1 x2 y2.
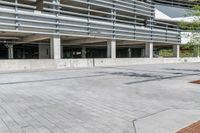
0 36 183 59
0 44 8 59
63 47 107 59
0 44 39 59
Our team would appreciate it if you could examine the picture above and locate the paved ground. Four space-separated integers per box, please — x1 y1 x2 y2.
0 63 200 133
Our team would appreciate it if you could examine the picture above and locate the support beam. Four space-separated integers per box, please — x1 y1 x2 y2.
173 44 180 58
62 38 106 45
50 36 61 59
22 35 49 42
122 41 144 45
8 45 14 59
145 42 153 58
107 40 116 58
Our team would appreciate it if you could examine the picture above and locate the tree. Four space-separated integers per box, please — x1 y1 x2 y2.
179 4 200 57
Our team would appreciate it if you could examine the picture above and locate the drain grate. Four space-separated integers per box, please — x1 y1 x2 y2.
176 120 200 133
190 80 200 84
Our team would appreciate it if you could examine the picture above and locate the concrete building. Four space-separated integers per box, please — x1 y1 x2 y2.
0 0 199 60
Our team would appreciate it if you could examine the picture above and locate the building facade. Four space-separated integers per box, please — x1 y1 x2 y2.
0 0 198 59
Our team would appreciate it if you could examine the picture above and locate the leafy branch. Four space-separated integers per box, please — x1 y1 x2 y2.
179 4 200 56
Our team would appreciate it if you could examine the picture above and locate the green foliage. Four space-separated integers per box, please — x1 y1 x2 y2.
179 4 200 56
159 49 173 57
179 5 200 31
192 5 200 16
164 2 200 57
159 45 200 57
180 45 197 57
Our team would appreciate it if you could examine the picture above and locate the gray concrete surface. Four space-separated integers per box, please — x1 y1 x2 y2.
0 57 200 71
0 63 200 133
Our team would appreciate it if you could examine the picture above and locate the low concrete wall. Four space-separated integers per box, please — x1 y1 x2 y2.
0 60 56 71
0 58 199 71
94 58 200 67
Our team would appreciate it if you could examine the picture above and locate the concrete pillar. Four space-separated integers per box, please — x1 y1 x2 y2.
61 45 64 58
173 44 180 58
8 45 14 59
107 40 116 58
39 44 50 59
145 42 153 58
81 47 86 58
141 49 145 57
128 48 132 58
22 48 26 59
50 35 61 59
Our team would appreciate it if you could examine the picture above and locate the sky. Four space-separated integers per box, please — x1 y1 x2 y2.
155 5 190 18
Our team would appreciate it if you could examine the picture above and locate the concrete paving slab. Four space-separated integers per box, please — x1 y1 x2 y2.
0 63 200 133
135 109 200 133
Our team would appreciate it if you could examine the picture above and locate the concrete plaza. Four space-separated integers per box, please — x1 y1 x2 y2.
0 63 200 133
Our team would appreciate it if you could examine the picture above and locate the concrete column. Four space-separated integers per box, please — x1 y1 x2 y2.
141 49 145 57
8 45 14 59
50 35 61 59
39 44 50 59
145 42 153 58
22 48 26 59
107 40 116 58
173 44 180 58
81 47 86 58
128 48 132 58
61 45 64 58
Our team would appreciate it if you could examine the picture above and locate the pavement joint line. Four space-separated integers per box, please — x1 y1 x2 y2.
132 108 171 122
27 106 67 133
132 108 200 133
1 118 13 133
0 67 95 75
132 108 200 123
113 67 200 73
132 108 171 133
132 121 137 133
22 105 53 133
126 73 200 85
0 105 24 132
113 67 194 75
0 74 106 86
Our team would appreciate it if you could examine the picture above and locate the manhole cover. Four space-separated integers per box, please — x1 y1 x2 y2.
190 80 200 84
176 120 200 133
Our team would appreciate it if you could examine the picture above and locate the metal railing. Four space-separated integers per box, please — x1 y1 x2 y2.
0 0 181 44
153 0 200 8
